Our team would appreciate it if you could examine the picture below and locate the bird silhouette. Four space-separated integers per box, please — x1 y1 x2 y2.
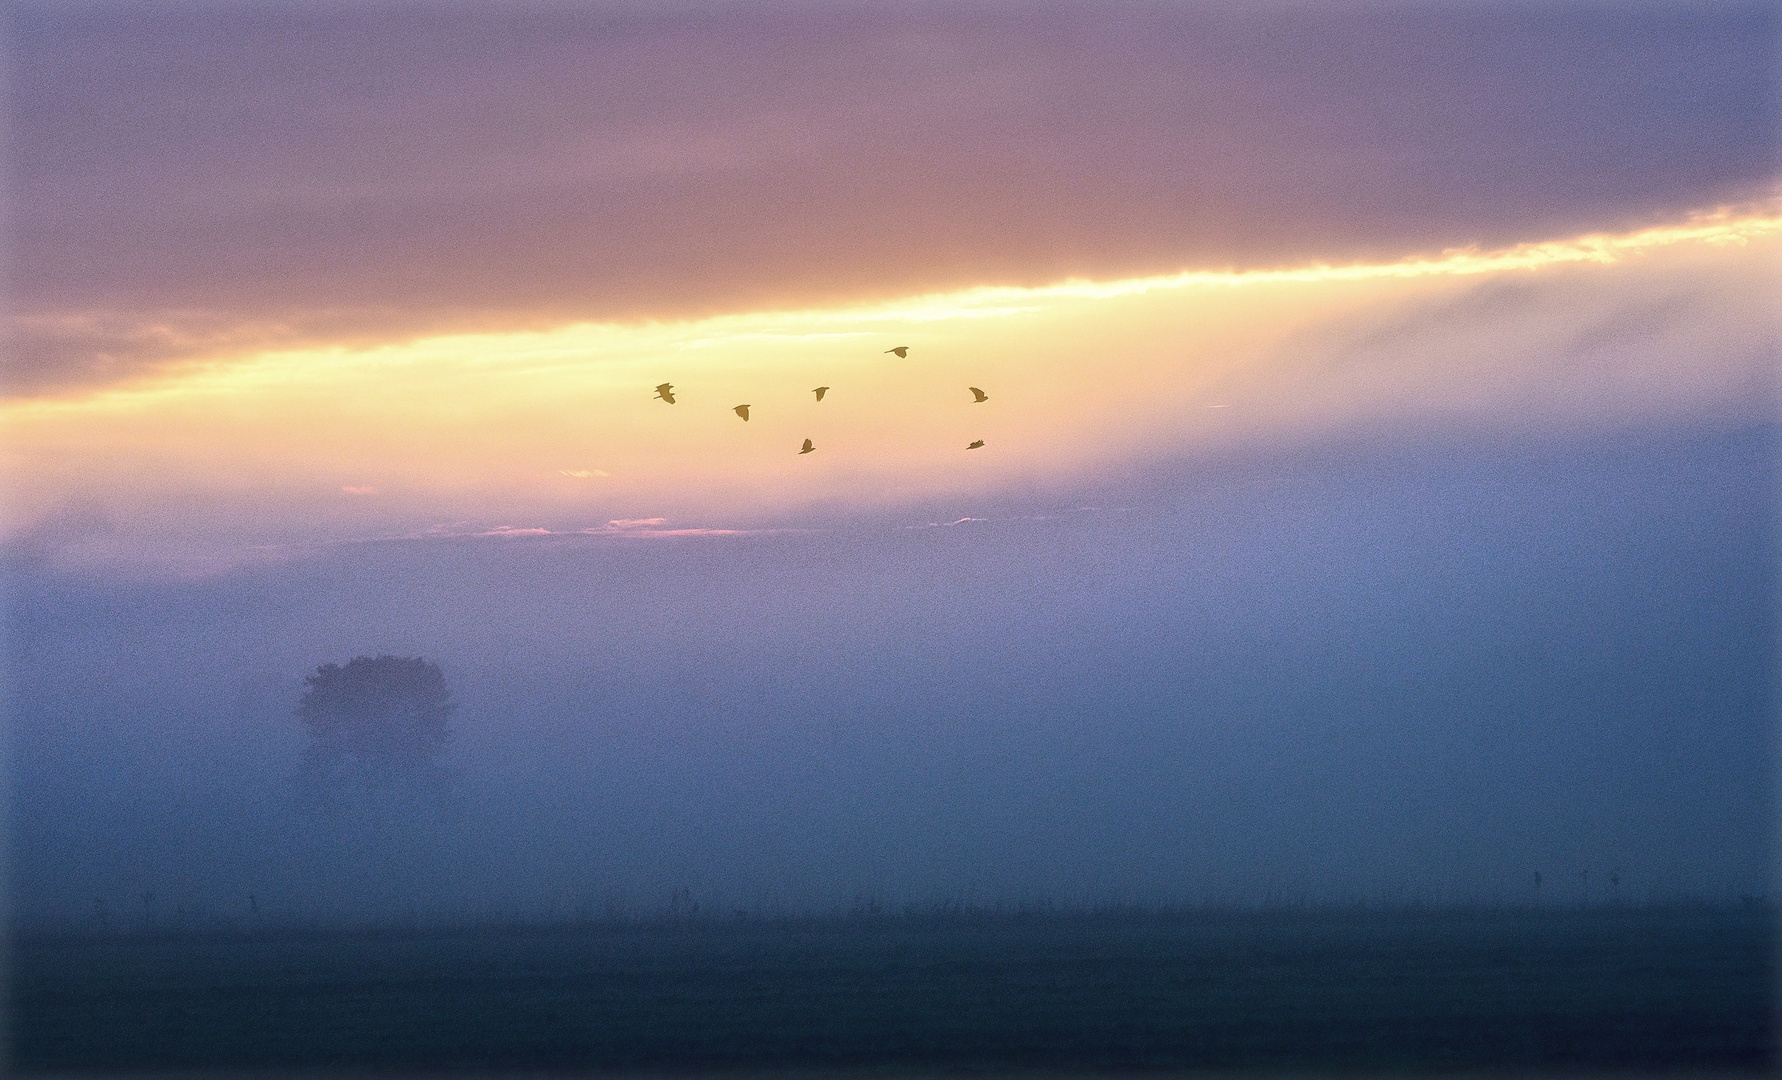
654 383 676 404
813 386 829 401
967 440 985 449
799 438 815 454
969 387 988 403
734 404 750 421
885 346 909 358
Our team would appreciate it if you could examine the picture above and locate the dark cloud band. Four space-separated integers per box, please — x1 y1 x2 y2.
8 2 1777 396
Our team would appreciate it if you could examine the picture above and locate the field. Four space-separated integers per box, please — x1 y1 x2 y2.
12 905 1774 1074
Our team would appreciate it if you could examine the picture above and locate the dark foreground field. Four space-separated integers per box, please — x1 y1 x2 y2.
11 906 1775 1075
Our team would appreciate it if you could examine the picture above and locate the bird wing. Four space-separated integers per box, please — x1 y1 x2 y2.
969 387 987 402
813 387 828 401
735 405 750 420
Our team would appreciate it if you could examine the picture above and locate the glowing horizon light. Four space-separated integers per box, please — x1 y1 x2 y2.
4 196 1775 571
8 197 1777 417
792 200 1782 324
8 197 1778 417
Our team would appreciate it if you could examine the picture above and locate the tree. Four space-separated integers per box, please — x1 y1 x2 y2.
297 655 455 798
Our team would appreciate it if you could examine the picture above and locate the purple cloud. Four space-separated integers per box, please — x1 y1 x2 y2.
8 3 1776 396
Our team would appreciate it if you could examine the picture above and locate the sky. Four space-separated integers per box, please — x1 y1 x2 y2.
4 2 1778 926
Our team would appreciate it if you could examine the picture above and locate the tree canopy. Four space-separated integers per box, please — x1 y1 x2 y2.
298 655 454 793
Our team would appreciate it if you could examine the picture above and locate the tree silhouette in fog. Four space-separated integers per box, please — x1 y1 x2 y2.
298 655 454 803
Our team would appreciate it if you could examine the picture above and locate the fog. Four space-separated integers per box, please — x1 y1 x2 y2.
10 419 1772 930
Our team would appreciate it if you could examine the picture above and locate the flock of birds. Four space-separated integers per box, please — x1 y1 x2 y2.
652 345 989 455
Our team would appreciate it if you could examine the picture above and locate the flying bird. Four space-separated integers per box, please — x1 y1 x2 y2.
734 404 750 421
799 438 816 454
813 386 829 401
969 387 988 403
654 383 676 404
885 346 908 358
967 440 985 449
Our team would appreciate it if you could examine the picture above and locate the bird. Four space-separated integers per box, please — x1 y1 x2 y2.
884 346 908 358
799 438 815 454
967 440 985 449
812 386 829 401
734 404 750 421
654 383 676 403
969 387 988 403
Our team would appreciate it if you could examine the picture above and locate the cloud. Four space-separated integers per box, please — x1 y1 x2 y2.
2 201 1770 574
8 3 1775 396
341 486 376 495
906 517 983 530
387 519 761 543
905 507 1139 529
558 469 609 478
471 519 758 540
585 519 751 538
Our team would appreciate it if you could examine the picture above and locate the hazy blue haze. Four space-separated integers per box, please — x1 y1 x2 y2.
9 421 1773 928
